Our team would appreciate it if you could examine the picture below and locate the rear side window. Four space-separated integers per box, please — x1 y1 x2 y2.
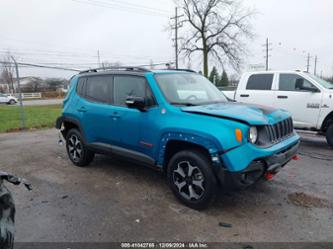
76 77 86 96
85 76 112 103
113 76 155 107
279 74 315 91
246 74 274 90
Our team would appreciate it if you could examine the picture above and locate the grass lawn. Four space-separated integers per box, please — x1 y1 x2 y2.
0 105 62 133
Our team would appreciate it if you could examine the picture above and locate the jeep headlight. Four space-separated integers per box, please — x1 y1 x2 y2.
248 126 258 144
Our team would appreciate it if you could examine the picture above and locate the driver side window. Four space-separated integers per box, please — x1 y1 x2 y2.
279 74 317 92
113 76 156 108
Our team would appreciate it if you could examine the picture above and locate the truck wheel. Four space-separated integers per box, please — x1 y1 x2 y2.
167 150 217 210
326 124 333 148
8 99 16 105
66 128 94 167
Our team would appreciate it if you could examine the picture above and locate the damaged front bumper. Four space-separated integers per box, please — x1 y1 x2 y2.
216 135 300 189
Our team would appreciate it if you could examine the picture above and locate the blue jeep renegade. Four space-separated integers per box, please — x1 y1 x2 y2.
56 67 300 209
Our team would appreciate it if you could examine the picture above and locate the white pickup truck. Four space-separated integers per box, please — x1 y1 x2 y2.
222 70 333 148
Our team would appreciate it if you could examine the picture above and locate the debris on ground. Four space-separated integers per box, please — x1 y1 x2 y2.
288 192 332 208
218 222 232 228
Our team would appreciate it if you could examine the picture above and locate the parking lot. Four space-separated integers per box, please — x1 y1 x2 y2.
0 129 332 242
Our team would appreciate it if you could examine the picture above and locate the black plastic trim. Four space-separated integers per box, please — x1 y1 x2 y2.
88 142 156 166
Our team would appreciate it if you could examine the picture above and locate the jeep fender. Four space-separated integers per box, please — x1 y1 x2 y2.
156 131 222 167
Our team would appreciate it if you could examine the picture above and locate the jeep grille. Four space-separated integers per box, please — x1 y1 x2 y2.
265 117 294 143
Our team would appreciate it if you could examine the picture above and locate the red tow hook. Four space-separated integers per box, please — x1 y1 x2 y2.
264 172 274 181
292 155 300 160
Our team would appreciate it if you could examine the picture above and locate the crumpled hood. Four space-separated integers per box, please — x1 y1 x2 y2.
181 102 290 125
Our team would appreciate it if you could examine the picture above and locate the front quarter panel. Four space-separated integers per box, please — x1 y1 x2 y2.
154 109 250 166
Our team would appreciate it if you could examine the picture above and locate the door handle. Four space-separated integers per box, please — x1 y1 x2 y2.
277 96 288 99
77 107 87 112
240 94 249 97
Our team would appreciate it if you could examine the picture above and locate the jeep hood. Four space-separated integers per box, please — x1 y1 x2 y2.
181 102 290 126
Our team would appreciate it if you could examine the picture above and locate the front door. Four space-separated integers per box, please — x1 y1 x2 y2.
274 73 322 129
110 75 156 153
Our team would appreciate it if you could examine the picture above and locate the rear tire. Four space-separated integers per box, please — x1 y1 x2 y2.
66 128 94 167
326 124 333 148
167 150 217 210
8 99 16 105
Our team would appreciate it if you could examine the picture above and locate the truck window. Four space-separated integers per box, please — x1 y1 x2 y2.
246 74 273 90
279 74 315 91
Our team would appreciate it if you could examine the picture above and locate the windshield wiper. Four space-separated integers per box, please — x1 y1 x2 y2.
170 102 197 106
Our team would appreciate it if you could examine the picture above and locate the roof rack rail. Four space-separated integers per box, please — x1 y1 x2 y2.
79 66 151 74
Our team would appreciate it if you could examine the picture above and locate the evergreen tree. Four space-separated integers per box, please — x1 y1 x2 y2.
218 71 229 87
208 66 219 84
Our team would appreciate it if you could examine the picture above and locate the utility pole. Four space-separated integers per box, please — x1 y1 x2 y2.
11 56 26 130
97 50 101 67
314 55 318 75
263 38 272 71
306 53 311 73
171 7 184 69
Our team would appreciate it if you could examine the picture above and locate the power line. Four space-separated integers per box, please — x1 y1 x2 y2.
0 48 173 61
0 61 80 72
71 0 171 17
96 0 170 14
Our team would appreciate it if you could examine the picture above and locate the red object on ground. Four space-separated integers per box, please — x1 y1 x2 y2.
292 155 300 160
264 172 274 180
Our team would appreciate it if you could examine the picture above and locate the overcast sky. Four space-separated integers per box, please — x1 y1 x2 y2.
0 0 332 79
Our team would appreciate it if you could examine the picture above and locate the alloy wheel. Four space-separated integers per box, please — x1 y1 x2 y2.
68 134 82 162
173 161 205 201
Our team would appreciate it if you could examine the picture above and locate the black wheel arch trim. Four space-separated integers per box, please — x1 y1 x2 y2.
321 111 333 132
56 116 87 143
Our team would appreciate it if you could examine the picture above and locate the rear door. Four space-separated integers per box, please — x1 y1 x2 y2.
235 73 276 106
77 75 116 144
274 73 322 129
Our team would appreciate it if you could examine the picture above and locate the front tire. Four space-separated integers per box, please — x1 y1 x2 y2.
66 128 94 167
167 150 217 210
326 124 333 148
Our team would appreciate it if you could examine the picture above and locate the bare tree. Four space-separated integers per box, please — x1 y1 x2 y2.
0 52 15 93
177 0 254 77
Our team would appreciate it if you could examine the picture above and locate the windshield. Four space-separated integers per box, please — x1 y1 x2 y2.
155 73 227 106
307 74 333 89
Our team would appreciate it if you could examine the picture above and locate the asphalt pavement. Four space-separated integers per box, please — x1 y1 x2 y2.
0 129 332 242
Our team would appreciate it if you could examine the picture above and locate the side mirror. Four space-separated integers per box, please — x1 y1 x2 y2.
125 96 146 111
